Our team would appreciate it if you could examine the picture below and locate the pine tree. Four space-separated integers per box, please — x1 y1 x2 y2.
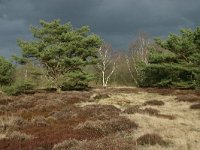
17 19 102 91
140 27 200 89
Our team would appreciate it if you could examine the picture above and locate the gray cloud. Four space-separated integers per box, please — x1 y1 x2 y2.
0 0 200 57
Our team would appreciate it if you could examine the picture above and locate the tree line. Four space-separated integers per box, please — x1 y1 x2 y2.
0 19 200 95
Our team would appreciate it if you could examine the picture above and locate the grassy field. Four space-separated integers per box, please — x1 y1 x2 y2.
0 87 199 150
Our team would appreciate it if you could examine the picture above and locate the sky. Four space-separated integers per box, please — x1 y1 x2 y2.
0 0 200 57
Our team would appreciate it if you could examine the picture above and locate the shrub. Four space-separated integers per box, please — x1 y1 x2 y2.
0 56 15 86
123 105 141 114
190 103 200 109
139 27 200 89
176 95 200 103
61 71 92 91
143 108 160 115
3 80 35 96
144 100 165 106
93 93 110 99
136 133 167 146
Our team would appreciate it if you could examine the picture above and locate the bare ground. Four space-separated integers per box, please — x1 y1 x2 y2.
0 87 200 150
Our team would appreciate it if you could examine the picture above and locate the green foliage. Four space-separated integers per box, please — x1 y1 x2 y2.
61 71 93 90
17 19 102 90
15 63 45 88
140 63 197 88
0 56 15 86
148 49 177 64
3 80 35 96
140 27 200 89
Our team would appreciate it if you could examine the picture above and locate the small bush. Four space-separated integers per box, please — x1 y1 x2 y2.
3 80 35 96
75 117 138 135
144 108 160 115
123 105 141 114
104 117 138 134
144 100 165 106
136 133 167 146
0 56 15 86
124 106 160 115
156 114 176 120
79 105 121 120
61 71 92 91
190 103 200 109
176 95 200 103
93 93 110 99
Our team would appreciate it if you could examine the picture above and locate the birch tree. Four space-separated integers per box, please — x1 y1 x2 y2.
95 43 118 87
126 32 150 86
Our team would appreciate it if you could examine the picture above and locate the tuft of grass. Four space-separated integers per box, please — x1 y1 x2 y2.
156 114 176 120
136 133 167 146
0 97 13 105
104 117 138 134
79 105 121 121
53 139 82 150
9 131 34 141
124 106 160 115
53 134 137 150
124 106 175 120
93 93 110 100
176 95 200 103
190 103 200 109
143 108 160 115
75 117 138 135
0 116 29 132
123 105 141 114
31 116 49 127
144 100 165 106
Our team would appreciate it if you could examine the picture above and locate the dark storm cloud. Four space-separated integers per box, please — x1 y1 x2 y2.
0 0 200 57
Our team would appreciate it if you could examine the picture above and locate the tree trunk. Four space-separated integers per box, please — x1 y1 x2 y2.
102 71 106 88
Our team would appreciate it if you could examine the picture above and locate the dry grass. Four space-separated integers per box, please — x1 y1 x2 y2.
0 116 29 132
53 139 82 150
9 131 34 141
31 116 49 127
53 134 137 150
0 116 31 141
92 89 200 150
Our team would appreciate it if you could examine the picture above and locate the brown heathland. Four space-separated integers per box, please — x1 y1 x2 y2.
0 87 199 150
